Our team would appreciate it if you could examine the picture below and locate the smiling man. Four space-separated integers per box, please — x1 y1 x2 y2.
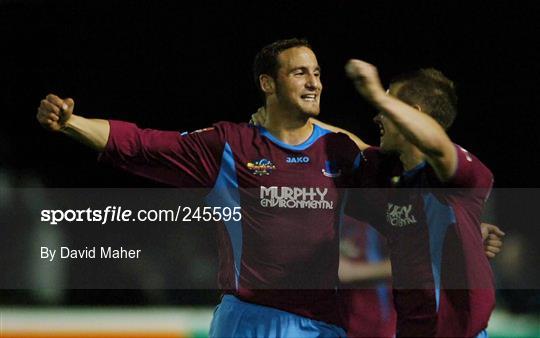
36 38 504 337
252 63 502 337
37 38 361 337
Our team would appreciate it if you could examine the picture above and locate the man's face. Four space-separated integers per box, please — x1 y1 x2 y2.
273 46 322 117
373 83 406 152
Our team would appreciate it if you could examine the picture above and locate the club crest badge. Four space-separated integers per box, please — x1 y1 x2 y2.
322 160 342 178
247 159 276 176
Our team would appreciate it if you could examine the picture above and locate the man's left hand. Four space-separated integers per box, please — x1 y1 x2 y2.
480 223 505 259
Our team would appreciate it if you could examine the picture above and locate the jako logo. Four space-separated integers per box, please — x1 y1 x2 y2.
286 156 310 164
386 203 417 227
260 186 334 209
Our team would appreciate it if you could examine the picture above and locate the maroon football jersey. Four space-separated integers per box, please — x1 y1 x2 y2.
351 145 495 337
100 120 361 326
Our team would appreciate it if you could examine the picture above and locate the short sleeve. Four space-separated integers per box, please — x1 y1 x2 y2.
449 145 493 187
446 145 494 201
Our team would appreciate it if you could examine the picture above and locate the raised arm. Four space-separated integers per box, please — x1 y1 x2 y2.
345 60 457 181
37 93 224 187
37 94 110 151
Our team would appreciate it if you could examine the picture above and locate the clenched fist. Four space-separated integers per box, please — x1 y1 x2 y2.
37 94 75 132
480 223 505 259
345 59 386 104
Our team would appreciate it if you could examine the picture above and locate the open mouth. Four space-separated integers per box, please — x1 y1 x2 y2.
301 94 317 102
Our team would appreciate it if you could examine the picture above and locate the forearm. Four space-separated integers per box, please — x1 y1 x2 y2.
374 94 452 157
375 94 458 180
339 258 392 283
60 115 110 151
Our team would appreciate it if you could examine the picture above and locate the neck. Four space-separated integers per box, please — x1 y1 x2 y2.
399 143 426 171
263 103 313 145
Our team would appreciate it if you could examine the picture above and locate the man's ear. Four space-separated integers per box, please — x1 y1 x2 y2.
259 74 275 95
413 104 423 112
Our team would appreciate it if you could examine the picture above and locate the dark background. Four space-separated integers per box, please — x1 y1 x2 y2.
1 0 538 187
1 0 539 311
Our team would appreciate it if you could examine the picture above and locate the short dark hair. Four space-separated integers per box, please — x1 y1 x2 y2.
390 68 458 130
253 38 312 98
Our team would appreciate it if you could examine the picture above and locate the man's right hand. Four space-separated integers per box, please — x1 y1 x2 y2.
37 94 75 132
36 94 109 151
